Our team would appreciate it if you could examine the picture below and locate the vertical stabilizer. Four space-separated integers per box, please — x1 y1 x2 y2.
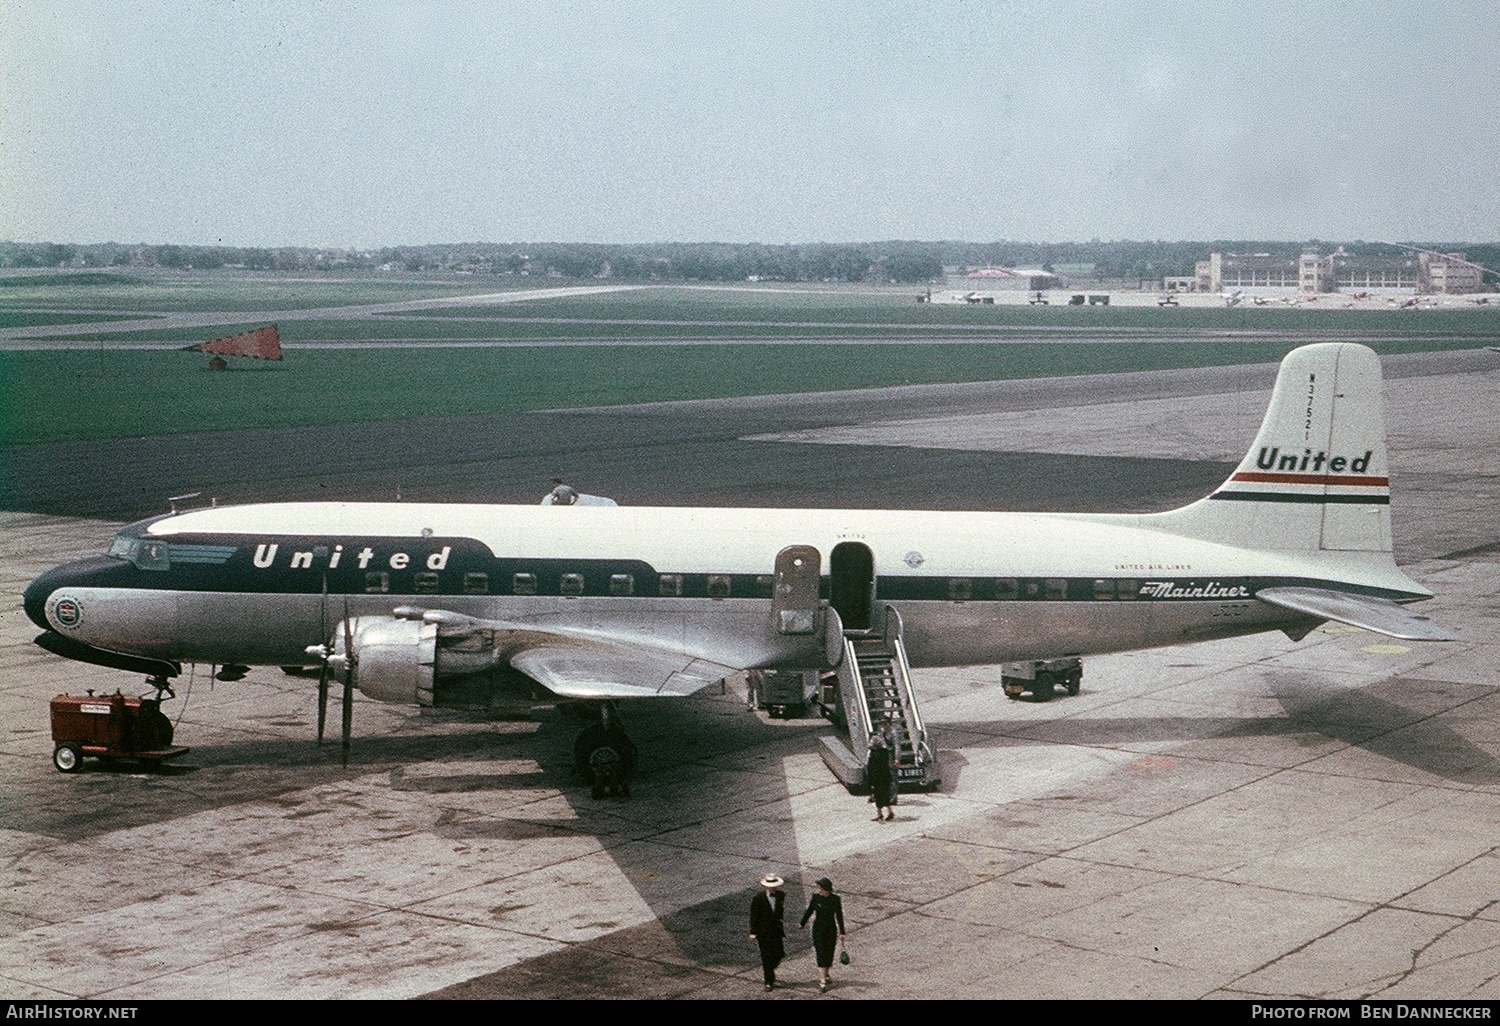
1153 343 1392 553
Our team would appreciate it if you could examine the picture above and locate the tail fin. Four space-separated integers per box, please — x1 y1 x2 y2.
1154 343 1392 553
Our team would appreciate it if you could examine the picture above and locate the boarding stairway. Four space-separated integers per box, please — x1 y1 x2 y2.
818 604 940 793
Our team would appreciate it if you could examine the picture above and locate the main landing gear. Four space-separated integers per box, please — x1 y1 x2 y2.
570 701 636 799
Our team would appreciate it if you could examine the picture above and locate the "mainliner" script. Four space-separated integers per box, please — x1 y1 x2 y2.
1139 581 1251 599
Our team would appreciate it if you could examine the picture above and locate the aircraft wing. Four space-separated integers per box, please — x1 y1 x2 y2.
509 644 737 699
1255 587 1457 641
393 606 737 698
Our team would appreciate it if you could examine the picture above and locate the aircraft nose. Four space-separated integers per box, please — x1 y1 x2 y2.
23 557 118 631
23 568 58 630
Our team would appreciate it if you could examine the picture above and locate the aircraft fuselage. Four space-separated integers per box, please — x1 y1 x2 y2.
24 501 1423 675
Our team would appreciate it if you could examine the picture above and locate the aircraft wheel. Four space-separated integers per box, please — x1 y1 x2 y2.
1031 679 1054 701
146 710 174 747
53 744 83 773
1065 675 1081 696
575 722 637 786
573 724 608 780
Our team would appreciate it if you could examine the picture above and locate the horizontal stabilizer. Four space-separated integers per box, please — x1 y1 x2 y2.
1255 587 1456 641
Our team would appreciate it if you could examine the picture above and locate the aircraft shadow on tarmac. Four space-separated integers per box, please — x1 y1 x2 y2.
933 675 1500 791
14 665 1496 997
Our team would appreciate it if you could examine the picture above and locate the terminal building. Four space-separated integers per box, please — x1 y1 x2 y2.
1187 247 1482 294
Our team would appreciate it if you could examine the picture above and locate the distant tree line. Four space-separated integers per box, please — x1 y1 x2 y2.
2 239 1494 284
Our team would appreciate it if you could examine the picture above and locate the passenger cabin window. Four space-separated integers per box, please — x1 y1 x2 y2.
463 572 488 595
948 578 973 602
1092 579 1116 600
1117 579 1140 600
609 573 634 596
994 578 1019 600
365 572 389 594
561 573 585 596
707 574 732 599
754 575 775 599
1044 578 1067 600
414 572 439 594
513 573 537 595
659 574 683 597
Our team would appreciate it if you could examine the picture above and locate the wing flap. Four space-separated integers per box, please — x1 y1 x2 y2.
1256 586 1457 641
510 644 736 699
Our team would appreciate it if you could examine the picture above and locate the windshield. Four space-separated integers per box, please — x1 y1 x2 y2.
107 533 170 570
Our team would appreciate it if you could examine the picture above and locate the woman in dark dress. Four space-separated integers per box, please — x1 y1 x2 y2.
866 733 895 821
799 877 846 992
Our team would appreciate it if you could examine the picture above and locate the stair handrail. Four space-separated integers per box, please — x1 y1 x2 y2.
883 604 932 768
837 635 874 758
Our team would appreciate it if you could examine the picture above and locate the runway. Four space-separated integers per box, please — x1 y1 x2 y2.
2 350 1498 1000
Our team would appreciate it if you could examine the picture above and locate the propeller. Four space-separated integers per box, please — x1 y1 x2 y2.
302 577 353 763
341 599 355 767
316 573 329 743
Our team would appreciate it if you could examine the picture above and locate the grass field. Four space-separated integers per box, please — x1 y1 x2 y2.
0 337 1485 444
2 271 1498 444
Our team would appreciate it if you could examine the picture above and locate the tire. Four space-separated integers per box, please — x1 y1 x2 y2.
53 744 83 773
573 724 607 780
149 710 174 747
1031 678 1054 702
1065 674 1081 696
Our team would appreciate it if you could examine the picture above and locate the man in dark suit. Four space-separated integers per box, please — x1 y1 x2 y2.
748 873 787 990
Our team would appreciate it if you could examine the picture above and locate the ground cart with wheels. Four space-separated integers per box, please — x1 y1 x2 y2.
49 680 189 772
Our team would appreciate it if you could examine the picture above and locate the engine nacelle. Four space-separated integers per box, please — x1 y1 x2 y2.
333 616 522 708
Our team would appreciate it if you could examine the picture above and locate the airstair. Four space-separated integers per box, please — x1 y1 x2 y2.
818 604 940 792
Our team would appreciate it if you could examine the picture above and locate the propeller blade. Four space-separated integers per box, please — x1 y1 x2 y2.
341 601 354 767
316 662 329 744
316 574 329 743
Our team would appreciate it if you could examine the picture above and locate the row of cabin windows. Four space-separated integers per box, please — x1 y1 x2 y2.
365 571 775 597
362 570 1144 600
976 578 1141 601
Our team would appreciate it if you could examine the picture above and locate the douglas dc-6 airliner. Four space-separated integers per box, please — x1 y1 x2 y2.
23 343 1453 776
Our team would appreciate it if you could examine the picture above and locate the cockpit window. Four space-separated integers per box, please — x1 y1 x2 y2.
107 533 170 570
108 529 237 571
137 541 170 569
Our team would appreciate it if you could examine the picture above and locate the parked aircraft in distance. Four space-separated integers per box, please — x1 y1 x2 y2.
24 344 1452 776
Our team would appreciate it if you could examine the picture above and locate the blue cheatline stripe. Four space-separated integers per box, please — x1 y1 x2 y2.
1209 492 1390 505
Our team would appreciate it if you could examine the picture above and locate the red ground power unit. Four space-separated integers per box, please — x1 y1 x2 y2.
49 691 189 772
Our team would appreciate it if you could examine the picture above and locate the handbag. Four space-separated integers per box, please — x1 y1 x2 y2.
839 943 851 966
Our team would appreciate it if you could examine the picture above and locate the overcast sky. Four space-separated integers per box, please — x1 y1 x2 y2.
2 0 1496 248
